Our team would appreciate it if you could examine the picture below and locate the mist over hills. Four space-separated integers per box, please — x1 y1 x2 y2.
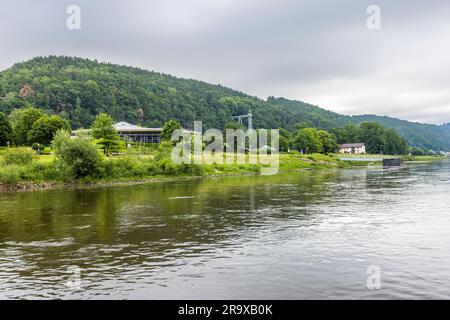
0 56 449 151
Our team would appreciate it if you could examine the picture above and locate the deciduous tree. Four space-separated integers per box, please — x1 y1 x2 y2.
0 112 13 146
91 113 123 155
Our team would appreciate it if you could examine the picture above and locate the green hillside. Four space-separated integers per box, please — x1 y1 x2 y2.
0 56 449 151
270 98 450 151
352 115 450 152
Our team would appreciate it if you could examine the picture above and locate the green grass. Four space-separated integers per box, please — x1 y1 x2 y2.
0 149 342 185
1 147 446 186
332 153 446 162
36 155 56 164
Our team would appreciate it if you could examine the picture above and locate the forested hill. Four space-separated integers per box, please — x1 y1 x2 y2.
0 56 449 151
352 115 450 152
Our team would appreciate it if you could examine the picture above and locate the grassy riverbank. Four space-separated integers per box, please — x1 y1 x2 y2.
0 148 340 189
0 146 446 191
334 153 445 161
333 153 446 165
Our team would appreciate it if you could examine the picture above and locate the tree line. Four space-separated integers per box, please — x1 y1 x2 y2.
278 121 414 155
0 106 422 157
1 56 449 151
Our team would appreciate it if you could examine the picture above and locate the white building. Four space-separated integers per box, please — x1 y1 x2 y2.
113 121 163 143
339 143 366 154
72 121 163 143
72 121 203 144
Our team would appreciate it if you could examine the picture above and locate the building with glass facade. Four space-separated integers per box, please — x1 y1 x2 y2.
113 122 163 143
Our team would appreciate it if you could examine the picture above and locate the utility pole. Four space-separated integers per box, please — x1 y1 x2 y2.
232 109 253 130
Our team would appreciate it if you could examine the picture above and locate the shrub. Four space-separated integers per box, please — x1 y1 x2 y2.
52 130 102 179
0 165 22 183
180 163 204 176
2 147 35 165
61 139 101 179
155 157 179 175
101 157 148 179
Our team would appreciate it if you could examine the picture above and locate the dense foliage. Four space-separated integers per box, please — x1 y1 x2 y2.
91 113 124 155
28 115 70 145
0 112 13 146
1 147 35 165
12 107 45 145
331 122 409 155
1 56 449 150
161 119 182 141
292 128 325 154
52 130 102 178
4 106 69 146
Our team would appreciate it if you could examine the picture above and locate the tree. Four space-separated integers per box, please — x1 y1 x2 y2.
0 112 13 146
1 56 448 151
91 113 123 155
294 121 313 131
317 130 338 154
161 119 182 141
383 128 408 155
409 147 425 156
292 128 322 154
0 92 26 113
28 115 71 145
331 124 361 144
7 109 22 129
359 122 386 154
278 128 292 152
13 107 45 146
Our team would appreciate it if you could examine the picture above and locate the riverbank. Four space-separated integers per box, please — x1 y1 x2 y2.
0 152 339 192
0 152 446 192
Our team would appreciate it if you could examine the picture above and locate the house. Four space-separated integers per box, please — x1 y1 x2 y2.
339 143 366 154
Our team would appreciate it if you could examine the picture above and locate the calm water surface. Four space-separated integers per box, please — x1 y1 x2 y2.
0 161 449 299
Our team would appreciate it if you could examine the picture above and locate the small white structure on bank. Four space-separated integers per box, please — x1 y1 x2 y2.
339 143 366 154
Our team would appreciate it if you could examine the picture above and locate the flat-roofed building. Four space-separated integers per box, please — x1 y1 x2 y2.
114 121 162 143
72 121 163 143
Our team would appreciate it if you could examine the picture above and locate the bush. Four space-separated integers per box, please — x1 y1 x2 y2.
1 147 35 165
0 161 67 183
52 130 102 179
101 157 148 179
0 164 22 183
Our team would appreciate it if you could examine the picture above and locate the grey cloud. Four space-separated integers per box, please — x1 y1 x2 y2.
1 0 450 124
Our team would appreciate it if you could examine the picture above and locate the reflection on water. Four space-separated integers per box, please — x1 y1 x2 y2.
0 161 449 299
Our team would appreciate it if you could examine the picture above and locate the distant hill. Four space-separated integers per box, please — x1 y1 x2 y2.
0 56 449 151
443 123 450 132
352 115 450 152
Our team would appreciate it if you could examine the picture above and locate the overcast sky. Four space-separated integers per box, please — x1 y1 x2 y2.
1 0 450 124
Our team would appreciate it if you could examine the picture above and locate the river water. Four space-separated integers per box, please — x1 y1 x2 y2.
0 161 449 299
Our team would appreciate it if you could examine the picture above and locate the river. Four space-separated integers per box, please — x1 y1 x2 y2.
0 160 449 299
